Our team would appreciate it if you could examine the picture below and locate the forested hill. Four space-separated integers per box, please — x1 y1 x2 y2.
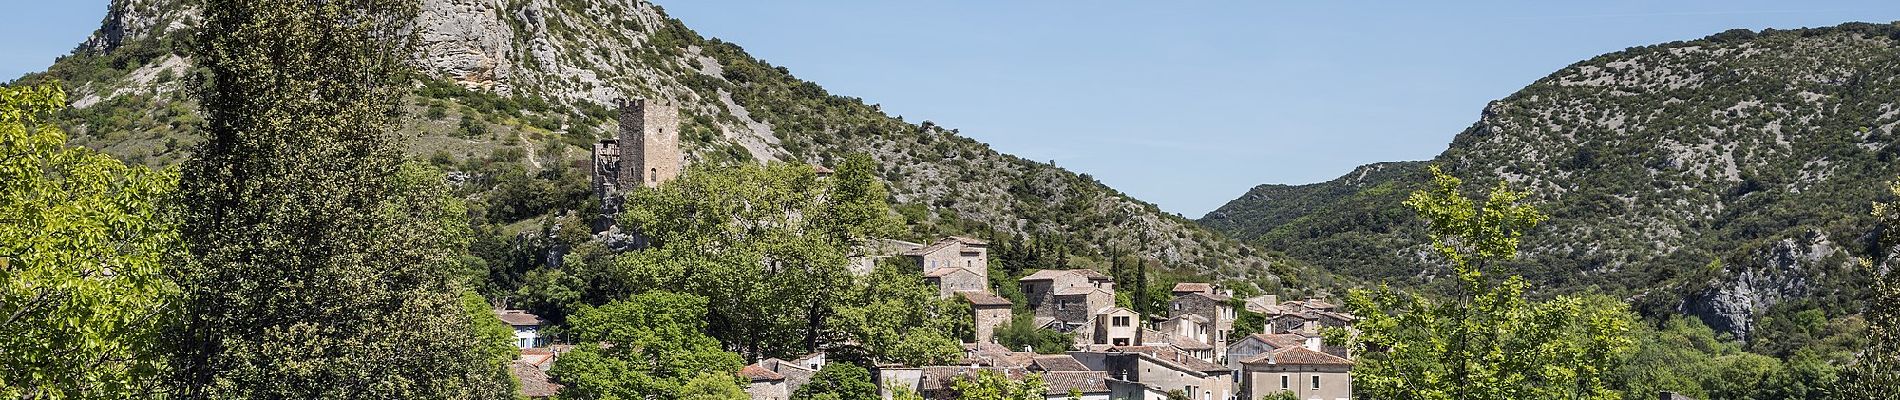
1201 23 1900 340
9 0 1332 293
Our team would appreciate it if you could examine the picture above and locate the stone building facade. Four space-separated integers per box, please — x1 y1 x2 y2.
1169 290 1235 358
1019 269 1115 329
959 291 1014 345
591 99 681 212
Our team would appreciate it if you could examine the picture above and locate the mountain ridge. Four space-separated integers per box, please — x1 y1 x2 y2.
1201 22 1900 340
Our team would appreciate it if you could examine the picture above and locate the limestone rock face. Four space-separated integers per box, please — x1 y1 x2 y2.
80 0 197 54
416 0 517 93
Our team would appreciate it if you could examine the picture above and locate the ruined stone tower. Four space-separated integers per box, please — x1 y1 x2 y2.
616 98 681 188
590 98 681 234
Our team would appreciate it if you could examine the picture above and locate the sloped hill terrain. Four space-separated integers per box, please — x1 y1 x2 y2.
1202 23 1900 339
8 0 1333 292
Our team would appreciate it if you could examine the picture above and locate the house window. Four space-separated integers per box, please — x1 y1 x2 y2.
1281 375 1289 389
1313 375 1322 389
1113 316 1130 327
1173 303 1182 311
1057 300 1067 311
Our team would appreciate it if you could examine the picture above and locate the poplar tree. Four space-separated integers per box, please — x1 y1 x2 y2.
168 0 511 398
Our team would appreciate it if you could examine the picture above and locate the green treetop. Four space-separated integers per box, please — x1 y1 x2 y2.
550 291 744 399
1337 166 1636 400
167 0 512 397
0 83 178 399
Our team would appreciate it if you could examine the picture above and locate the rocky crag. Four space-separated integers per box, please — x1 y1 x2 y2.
1203 24 1900 339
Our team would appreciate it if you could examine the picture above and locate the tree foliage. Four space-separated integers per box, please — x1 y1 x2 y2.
946 370 1046 400
0 84 178 399
1835 180 1900 398
550 291 744 399
792 362 880 400
1338 167 1636 400
618 159 899 359
827 263 966 366
167 0 511 397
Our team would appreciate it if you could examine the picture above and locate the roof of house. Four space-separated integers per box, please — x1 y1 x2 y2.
1243 333 1310 350
920 366 1022 391
495 310 544 327
511 361 564 398
1020 269 1111 282
1031 355 1091 372
958 290 1013 306
1241 346 1355 366
964 351 1038 368
945 236 989 246
739 364 786 381
1171 282 1213 294
1176 291 1233 303
1042 371 1112 394
902 240 960 256
1167 313 1209 324
1107 346 1230 373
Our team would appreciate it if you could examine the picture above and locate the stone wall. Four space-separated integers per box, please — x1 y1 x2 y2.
616 98 681 189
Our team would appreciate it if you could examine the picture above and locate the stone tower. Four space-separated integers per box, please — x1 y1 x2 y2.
616 98 681 188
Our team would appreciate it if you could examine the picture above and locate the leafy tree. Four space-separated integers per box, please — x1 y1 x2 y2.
619 162 880 359
995 314 1073 354
1337 166 1636 400
828 263 965 366
946 370 1046 400
167 0 511 397
0 84 178 399
1835 180 1900 398
793 363 879 400
1164 390 1191 400
550 291 744 399
677 372 749 400
461 290 521 371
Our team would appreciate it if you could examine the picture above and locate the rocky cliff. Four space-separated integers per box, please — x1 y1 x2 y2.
1202 24 1900 339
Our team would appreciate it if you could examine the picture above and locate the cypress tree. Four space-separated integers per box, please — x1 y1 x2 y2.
169 0 512 398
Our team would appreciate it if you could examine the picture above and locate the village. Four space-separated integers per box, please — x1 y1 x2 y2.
494 100 1360 400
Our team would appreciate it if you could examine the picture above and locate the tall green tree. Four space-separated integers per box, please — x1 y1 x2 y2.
1835 180 1900 398
827 263 966 366
1337 166 1636 400
549 291 744 400
619 161 893 359
1 84 178 399
168 0 511 397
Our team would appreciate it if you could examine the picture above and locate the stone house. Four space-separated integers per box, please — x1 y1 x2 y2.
1225 333 1314 371
905 236 990 275
1168 290 1235 358
495 309 547 349
742 356 824 400
1020 269 1115 329
1070 346 1233 400
1266 311 1353 336
926 267 988 298
1042 371 1113 400
959 290 1014 344
1236 346 1353 400
1075 307 1140 347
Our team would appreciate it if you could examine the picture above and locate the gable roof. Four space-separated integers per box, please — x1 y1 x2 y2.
958 290 1013 307
1171 282 1213 294
739 364 785 381
1042 371 1111 394
495 310 544 326
1176 291 1233 303
925 267 978 278
511 361 564 398
1031 355 1090 372
1020 268 1111 282
945 236 989 246
1241 346 1354 366
1241 333 1309 350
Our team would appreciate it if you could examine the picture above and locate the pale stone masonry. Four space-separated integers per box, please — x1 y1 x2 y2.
1018 269 1115 329
1168 286 1235 359
1236 346 1353 400
959 291 1013 345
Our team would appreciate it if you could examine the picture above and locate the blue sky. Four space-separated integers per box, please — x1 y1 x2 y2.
7 1 1900 216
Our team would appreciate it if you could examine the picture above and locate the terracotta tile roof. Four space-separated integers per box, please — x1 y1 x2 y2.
1031 355 1090 372
964 342 1011 353
1182 291 1233 302
920 366 1022 391
958 290 1013 306
495 310 544 326
902 240 960 256
1241 346 1354 366
511 360 564 398
740 363 786 381
964 351 1038 368
1245 333 1309 350
1042 371 1111 394
1171 283 1213 294
1019 269 1072 281
520 353 555 368
1071 269 1112 280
